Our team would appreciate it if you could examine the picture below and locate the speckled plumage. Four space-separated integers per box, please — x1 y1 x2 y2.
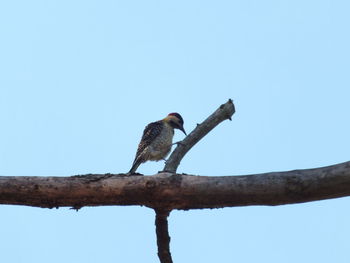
129 113 186 174
129 120 174 173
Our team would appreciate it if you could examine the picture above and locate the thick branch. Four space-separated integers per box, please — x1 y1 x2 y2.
1 161 350 209
163 99 235 173
155 209 172 263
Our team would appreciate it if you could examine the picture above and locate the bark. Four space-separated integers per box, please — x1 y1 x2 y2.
155 209 172 263
0 161 350 209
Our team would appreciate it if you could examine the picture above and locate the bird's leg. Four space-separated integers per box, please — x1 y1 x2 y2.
172 141 184 146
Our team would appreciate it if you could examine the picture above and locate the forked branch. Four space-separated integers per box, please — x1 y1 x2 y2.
156 99 235 263
1 99 350 263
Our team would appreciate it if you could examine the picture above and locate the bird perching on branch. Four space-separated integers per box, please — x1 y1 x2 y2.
128 113 187 174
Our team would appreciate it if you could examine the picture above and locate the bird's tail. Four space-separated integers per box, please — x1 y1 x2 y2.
128 158 142 174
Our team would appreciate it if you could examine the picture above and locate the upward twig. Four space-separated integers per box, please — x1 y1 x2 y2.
163 99 235 173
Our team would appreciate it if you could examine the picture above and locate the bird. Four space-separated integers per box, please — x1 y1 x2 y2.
128 113 186 174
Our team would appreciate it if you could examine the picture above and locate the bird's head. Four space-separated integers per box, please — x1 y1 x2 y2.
164 113 187 135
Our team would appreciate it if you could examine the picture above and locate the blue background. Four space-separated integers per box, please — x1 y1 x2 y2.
1 1 350 262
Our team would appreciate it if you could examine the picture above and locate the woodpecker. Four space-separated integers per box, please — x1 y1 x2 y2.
128 113 186 174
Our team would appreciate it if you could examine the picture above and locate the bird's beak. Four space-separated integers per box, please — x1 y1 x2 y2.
180 125 187 136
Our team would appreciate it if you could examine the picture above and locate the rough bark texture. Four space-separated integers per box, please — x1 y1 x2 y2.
1 161 350 209
163 99 235 173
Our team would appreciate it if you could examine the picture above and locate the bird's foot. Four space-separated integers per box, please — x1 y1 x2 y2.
172 141 184 146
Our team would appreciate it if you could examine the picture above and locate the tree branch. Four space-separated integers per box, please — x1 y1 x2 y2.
163 99 235 173
155 209 173 263
1 98 349 263
1 161 350 209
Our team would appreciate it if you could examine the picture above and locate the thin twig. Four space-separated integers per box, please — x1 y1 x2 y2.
163 99 235 173
155 209 173 263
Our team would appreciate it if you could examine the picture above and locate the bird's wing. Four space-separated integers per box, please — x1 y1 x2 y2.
133 121 164 164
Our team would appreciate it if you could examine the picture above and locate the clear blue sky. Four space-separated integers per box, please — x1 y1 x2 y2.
1 1 350 262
